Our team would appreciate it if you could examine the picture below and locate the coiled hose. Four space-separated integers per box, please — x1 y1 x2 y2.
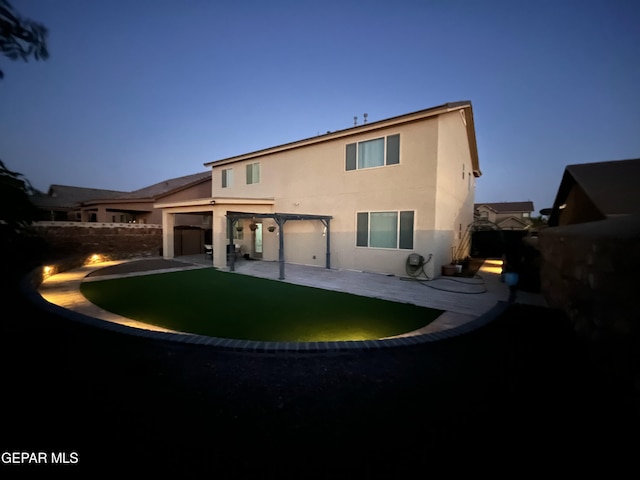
403 253 487 294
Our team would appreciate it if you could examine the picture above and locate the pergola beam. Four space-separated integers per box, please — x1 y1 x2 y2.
225 211 333 279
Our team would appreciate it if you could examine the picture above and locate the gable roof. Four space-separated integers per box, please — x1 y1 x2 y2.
496 216 530 229
204 101 481 177
475 201 534 213
548 158 640 226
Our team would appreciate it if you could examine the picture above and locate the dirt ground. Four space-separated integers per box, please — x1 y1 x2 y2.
1 270 639 476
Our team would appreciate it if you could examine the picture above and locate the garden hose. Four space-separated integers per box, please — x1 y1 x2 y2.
402 253 487 294
406 253 432 280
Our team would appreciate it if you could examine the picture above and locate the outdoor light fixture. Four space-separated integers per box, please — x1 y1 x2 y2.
42 265 54 279
480 259 503 275
85 254 103 265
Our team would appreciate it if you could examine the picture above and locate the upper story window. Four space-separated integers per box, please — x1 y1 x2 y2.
222 168 233 188
246 162 260 184
346 134 400 171
522 212 530 218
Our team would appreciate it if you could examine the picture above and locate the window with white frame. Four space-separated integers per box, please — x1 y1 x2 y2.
356 210 414 249
222 168 233 188
346 134 400 171
246 162 260 184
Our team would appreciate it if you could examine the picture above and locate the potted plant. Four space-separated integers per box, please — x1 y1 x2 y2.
249 222 258 231
236 225 243 232
267 225 276 232
441 263 457 276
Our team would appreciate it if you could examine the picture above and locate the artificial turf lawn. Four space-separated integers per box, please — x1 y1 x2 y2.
79 268 443 342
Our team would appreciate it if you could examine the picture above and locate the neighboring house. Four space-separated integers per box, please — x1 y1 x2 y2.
156 101 481 279
538 158 640 386
547 158 640 227
31 171 211 224
30 171 213 256
474 201 534 230
78 171 211 224
31 185 126 221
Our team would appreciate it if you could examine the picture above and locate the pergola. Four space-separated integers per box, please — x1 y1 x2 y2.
225 211 333 280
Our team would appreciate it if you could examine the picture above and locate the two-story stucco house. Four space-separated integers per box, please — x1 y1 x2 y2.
474 201 535 230
156 101 481 279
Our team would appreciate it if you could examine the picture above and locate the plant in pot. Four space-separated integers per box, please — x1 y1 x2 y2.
267 225 276 232
442 255 459 276
249 222 258 231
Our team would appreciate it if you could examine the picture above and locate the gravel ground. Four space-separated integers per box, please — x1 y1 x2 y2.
2 269 639 476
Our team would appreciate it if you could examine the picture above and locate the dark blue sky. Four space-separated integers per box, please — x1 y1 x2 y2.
2 0 639 214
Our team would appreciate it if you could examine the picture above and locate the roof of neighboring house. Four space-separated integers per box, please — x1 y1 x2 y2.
88 171 211 203
205 101 481 177
30 185 126 210
549 158 640 225
496 216 531 229
31 171 211 210
475 201 535 213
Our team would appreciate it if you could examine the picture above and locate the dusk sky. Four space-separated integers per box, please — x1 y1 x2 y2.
2 0 639 214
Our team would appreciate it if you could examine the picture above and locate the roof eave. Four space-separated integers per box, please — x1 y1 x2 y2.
205 101 477 168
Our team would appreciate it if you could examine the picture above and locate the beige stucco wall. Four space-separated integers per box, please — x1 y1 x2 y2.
88 201 158 224
161 181 212 204
207 110 477 278
435 110 477 267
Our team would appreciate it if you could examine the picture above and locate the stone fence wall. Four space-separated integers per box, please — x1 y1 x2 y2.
538 214 640 388
32 221 163 261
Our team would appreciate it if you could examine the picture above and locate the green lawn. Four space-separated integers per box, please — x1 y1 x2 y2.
80 268 443 342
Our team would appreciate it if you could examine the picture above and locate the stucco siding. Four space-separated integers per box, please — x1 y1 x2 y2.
173 105 482 278
211 118 443 276
161 181 212 203
434 110 476 267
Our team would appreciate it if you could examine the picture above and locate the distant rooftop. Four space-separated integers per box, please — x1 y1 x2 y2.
548 158 640 226
31 185 126 209
475 201 535 213
111 171 211 201
30 171 211 209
